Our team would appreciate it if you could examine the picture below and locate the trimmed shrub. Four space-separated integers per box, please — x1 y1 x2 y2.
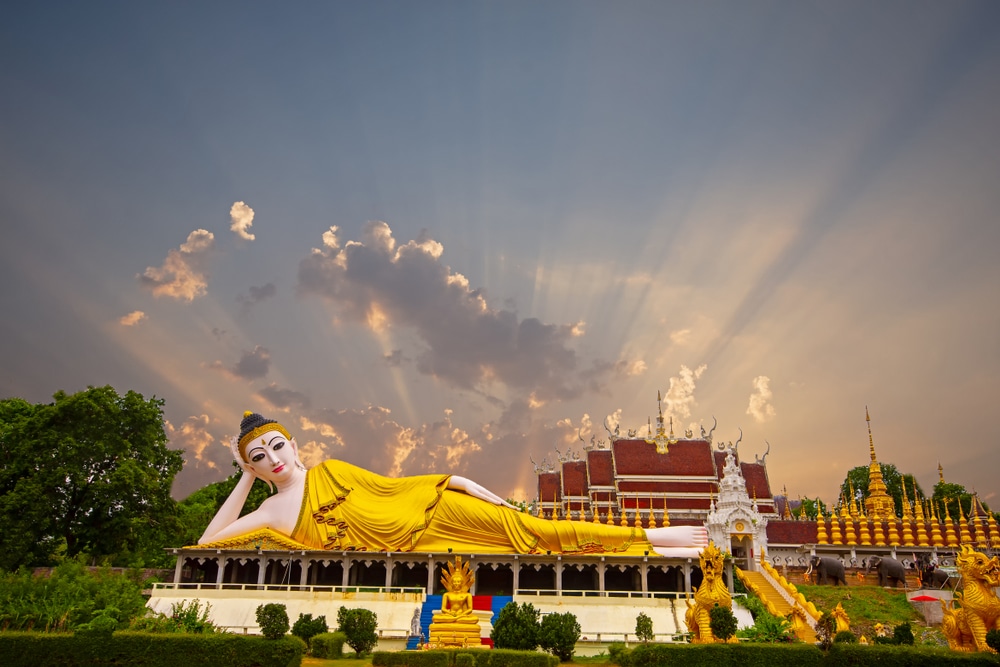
828 642 1000 665
256 603 289 640
291 612 328 644
635 612 654 643
338 606 378 657
455 654 476 667
833 629 857 643
621 643 825 666
539 611 580 662
0 631 304 667
608 641 628 665
310 631 346 659
708 604 737 642
893 621 915 646
987 628 1000 652
491 601 540 651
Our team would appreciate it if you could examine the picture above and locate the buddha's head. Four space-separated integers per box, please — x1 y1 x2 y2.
234 411 306 484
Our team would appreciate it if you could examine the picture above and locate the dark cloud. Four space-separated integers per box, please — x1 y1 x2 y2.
257 383 310 409
384 349 408 367
208 345 271 380
237 282 277 310
297 221 597 401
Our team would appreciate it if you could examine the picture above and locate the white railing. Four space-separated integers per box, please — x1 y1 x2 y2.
516 589 685 599
151 582 425 595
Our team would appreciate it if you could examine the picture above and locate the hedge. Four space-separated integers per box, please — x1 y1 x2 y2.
0 631 303 667
372 648 558 666
620 643 824 666
613 642 1000 667
825 643 1000 666
310 631 347 659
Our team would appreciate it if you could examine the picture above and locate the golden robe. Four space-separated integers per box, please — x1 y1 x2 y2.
291 460 651 555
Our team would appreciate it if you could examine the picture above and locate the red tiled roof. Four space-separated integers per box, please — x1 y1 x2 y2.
741 462 773 501
538 472 561 502
613 439 716 476
562 461 589 496
766 520 819 544
587 450 614 486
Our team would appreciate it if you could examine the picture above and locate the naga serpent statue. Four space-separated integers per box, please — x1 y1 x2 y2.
941 544 1000 653
685 541 736 643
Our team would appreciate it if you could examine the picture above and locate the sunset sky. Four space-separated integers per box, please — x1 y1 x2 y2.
2 2 999 507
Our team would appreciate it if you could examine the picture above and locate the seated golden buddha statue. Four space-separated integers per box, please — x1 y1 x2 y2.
428 557 481 647
197 411 708 557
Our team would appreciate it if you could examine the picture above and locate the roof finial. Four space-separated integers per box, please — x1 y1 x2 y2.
938 462 945 483
866 406 877 463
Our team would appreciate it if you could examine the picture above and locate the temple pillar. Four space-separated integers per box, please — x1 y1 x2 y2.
215 556 225 585
683 560 692 595
427 555 436 594
598 559 606 594
341 556 350 588
556 557 563 595
640 561 648 596
173 552 183 584
257 554 266 586
384 554 393 590
725 559 734 595
512 557 520 594
299 559 309 587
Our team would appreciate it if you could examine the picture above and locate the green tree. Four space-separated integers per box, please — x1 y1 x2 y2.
337 607 377 657
797 497 828 520
539 612 581 662
0 386 184 570
491 601 540 651
839 464 924 518
291 612 329 643
635 612 654 643
932 481 989 522
709 604 737 642
256 603 289 639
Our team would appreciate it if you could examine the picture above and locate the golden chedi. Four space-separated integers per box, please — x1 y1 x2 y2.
428 557 481 648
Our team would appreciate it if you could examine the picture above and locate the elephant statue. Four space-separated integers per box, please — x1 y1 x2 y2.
919 565 954 589
806 556 847 586
868 556 906 588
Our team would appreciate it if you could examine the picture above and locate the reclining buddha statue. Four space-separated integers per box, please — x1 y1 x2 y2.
197 411 708 557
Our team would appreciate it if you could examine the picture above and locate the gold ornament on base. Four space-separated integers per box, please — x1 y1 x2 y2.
428 556 482 649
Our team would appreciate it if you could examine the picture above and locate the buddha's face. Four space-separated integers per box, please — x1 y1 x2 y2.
244 430 299 483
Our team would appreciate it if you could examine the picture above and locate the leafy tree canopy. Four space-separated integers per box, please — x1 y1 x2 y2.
932 480 990 522
176 463 274 546
838 464 925 518
0 386 183 570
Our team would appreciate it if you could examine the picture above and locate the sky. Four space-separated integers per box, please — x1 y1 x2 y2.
2 1 999 508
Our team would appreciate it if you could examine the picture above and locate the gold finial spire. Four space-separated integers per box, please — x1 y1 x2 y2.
939 462 945 483
862 408 895 520
866 406 876 463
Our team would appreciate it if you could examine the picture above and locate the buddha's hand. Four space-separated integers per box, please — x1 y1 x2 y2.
448 476 518 509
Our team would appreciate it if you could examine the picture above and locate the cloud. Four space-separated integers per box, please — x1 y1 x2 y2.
138 229 215 301
384 349 409 367
670 328 692 345
297 221 596 400
237 282 277 313
663 364 708 420
747 375 777 423
166 414 222 470
229 201 255 241
297 404 484 478
208 345 271 380
119 310 146 326
257 382 310 410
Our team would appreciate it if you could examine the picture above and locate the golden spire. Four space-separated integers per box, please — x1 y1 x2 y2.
848 482 860 519
863 408 896 520
939 462 945 483
929 500 944 547
662 501 670 527
913 480 929 547
972 494 988 549
858 504 872 546
943 500 959 547
958 499 973 545
783 485 792 520
816 506 829 545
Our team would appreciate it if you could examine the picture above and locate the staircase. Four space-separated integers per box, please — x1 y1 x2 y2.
740 570 817 643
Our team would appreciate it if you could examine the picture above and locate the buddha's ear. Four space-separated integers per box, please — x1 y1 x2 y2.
291 438 308 471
